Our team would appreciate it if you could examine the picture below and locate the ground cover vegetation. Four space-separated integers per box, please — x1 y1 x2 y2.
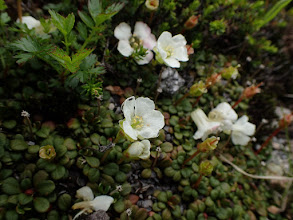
0 0 293 219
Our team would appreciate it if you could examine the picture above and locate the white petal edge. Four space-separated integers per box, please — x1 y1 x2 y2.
76 186 94 201
133 21 151 40
114 22 132 40
231 132 250 146
122 120 138 140
90 195 114 211
121 96 136 121
173 47 189 62
135 97 155 117
164 57 180 68
172 34 187 47
136 50 153 65
117 40 134 57
143 110 165 130
17 16 41 29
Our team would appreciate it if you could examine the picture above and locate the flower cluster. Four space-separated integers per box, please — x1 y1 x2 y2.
192 102 256 146
114 22 189 68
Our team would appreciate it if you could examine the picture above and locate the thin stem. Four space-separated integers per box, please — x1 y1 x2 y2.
182 149 200 167
151 150 160 169
154 68 164 102
232 95 244 109
25 117 34 140
174 92 190 106
134 80 141 96
219 154 293 181
192 174 203 189
148 11 154 25
100 148 111 164
64 35 69 55
81 29 96 50
117 156 125 165
17 0 22 23
192 94 202 108
255 126 282 155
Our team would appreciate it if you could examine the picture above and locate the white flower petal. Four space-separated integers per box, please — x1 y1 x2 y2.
121 96 136 121
136 50 153 65
157 31 172 44
76 186 94 201
17 16 41 30
143 110 165 130
114 22 132 40
134 97 155 117
231 131 251 146
139 140 151 159
233 115 256 136
172 34 187 48
137 126 160 139
164 57 181 68
122 120 138 140
127 141 144 158
142 34 157 50
173 47 189 61
212 102 238 122
117 40 134 57
90 195 114 211
133 21 151 39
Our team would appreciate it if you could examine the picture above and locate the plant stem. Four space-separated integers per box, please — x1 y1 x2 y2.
182 149 200 167
192 95 202 108
117 156 125 165
17 0 22 23
151 150 160 169
255 126 282 155
174 92 190 106
64 35 69 55
81 29 96 50
100 148 111 164
25 117 34 140
232 95 244 109
154 68 164 102
192 174 203 189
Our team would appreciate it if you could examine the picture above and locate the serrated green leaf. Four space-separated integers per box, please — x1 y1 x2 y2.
88 0 102 20
49 10 75 36
77 22 88 40
2 177 21 195
0 12 10 25
14 53 34 64
49 46 94 73
78 11 94 28
11 37 41 53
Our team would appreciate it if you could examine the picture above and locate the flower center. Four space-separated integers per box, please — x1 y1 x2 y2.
129 36 143 49
164 45 174 57
131 115 144 130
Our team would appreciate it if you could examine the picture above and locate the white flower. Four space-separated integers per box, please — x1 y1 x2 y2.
120 96 164 140
208 102 238 131
72 187 114 220
21 110 30 118
230 115 256 146
17 16 41 30
145 0 159 11
76 186 94 201
116 185 123 192
154 31 188 68
191 108 221 140
126 208 132 216
124 140 151 160
114 22 156 65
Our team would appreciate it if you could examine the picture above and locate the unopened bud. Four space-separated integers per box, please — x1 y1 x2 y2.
279 113 292 128
189 81 207 97
186 44 194 55
197 136 220 152
199 160 213 176
39 145 56 160
221 65 240 80
184 15 200 30
205 73 221 87
145 0 159 11
242 82 263 99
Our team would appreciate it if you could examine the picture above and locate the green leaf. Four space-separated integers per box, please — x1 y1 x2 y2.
49 46 94 73
33 170 49 186
57 194 71 211
18 193 33 205
36 127 51 138
36 180 56 196
256 0 292 29
0 0 7 10
2 177 21 195
78 11 94 28
77 22 88 40
10 139 28 151
85 156 100 168
11 37 41 53
0 12 10 25
88 0 102 20
34 197 50 213
5 210 18 220
51 166 66 180
14 53 34 64
49 10 75 36
103 162 119 176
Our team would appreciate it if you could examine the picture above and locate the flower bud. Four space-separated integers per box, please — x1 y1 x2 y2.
124 140 151 160
279 113 292 128
39 145 56 160
189 81 207 97
199 160 213 176
197 136 220 152
242 82 263 99
145 0 159 11
186 44 194 55
76 186 94 201
221 65 240 80
184 15 200 30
